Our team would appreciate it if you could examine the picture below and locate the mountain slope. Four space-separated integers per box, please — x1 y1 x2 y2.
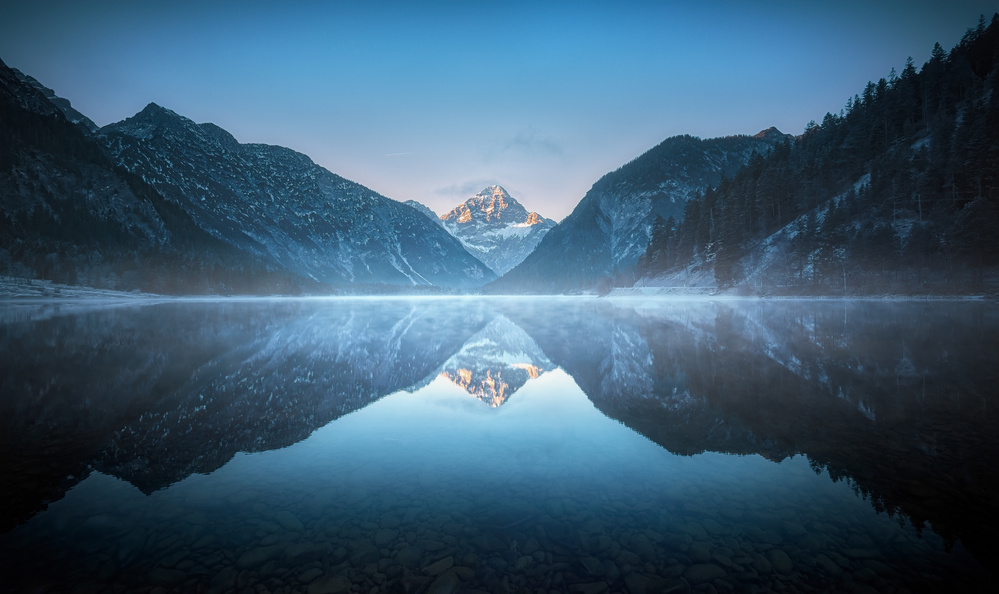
487 131 783 293
439 185 556 275
635 15 999 295
0 58 312 294
99 104 495 289
404 200 444 226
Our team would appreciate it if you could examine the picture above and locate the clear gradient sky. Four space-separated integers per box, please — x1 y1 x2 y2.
1 0 995 220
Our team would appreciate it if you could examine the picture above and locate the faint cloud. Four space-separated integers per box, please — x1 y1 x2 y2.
434 179 498 199
486 128 564 161
503 131 564 156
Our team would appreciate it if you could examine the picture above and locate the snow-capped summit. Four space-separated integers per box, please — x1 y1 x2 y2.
439 185 556 276
442 185 529 224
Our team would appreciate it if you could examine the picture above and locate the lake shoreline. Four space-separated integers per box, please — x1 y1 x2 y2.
3 275 997 304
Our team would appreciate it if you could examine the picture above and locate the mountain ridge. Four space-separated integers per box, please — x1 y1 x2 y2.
8 67 98 133
1 60 496 293
0 57 319 295
98 102 496 288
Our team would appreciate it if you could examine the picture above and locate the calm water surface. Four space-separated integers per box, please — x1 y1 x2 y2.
1 297 996 593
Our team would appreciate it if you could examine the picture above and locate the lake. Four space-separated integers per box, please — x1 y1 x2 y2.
1 297 996 593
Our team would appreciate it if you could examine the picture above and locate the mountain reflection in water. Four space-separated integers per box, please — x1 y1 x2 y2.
1 297 996 592
438 315 554 407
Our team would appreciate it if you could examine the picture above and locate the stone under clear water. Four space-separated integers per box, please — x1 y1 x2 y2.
0 297 996 593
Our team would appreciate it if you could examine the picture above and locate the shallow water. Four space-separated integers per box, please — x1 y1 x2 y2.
1 297 996 593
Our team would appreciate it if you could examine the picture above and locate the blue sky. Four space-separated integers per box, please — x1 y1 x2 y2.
1 0 994 219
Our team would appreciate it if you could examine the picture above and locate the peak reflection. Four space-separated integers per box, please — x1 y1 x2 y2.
437 315 553 407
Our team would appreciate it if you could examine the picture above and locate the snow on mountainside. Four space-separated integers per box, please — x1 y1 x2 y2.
98 104 495 289
438 186 556 276
488 131 785 293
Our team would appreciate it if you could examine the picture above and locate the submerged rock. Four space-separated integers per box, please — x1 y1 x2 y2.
306 574 351 594
423 555 454 575
629 534 656 562
396 545 423 567
767 549 794 574
684 563 727 584
375 528 397 546
427 570 461 594
236 544 283 568
274 510 304 531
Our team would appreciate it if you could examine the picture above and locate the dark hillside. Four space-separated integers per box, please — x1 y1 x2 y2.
637 14 999 295
0 58 320 295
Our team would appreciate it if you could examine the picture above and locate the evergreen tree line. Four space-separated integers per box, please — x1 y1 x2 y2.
638 14 999 294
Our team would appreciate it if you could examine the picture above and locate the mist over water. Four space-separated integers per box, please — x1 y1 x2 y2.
1 297 995 592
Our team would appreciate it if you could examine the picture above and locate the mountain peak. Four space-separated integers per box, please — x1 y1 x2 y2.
137 102 179 119
437 185 556 275
442 185 527 224
524 212 545 225
753 126 787 142
469 185 519 222
198 122 240 150
104 102 191 140
107 104 242 153
478 185 510 198
0 61 68 120
405 200 444 227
